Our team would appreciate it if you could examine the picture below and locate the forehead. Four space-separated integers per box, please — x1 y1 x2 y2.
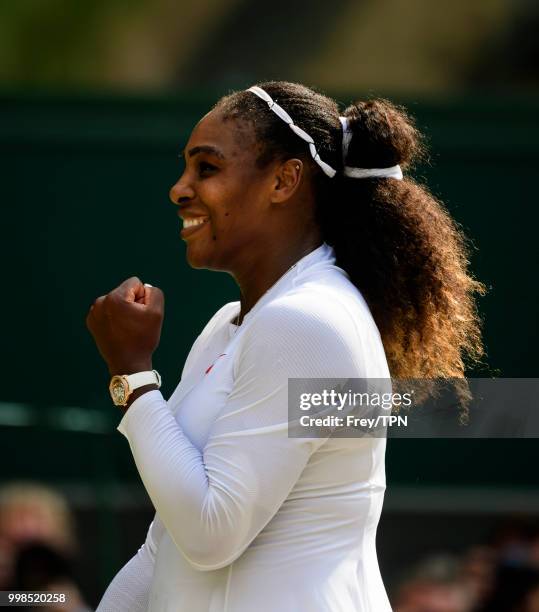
187 109 258 159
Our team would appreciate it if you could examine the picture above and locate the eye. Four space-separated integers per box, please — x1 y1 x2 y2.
198 161 218 176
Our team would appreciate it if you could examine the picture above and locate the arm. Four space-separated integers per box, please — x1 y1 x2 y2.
118 303 362 570
96 514 164 612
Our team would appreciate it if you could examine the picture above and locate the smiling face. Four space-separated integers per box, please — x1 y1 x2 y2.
169 109 279 273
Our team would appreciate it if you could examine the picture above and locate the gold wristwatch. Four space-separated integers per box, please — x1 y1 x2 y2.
109 370 162 407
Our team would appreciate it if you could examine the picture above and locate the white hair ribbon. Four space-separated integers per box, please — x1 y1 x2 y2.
339 116 403 180
246 87 403 180
248 86 336 178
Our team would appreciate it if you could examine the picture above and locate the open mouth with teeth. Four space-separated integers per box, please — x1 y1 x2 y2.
181 216 209 238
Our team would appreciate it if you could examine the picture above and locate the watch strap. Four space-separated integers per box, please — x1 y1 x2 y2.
125 370 162 390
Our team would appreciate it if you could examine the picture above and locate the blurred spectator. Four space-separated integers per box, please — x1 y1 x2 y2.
393 554 473 612
0 482 76 587
0 483 90 610
394 579 470 612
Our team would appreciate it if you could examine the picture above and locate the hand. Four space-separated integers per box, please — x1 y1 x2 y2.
86 277 164 375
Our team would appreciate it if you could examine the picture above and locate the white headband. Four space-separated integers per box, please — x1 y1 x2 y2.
248 86 336 178
247 86 403 181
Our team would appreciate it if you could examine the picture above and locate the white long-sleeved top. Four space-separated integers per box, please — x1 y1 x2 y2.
97 243 392 612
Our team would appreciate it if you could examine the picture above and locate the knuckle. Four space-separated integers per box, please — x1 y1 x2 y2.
103 293 118 308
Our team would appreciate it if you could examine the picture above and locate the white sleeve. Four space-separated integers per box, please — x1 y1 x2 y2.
96 514 164 612
117 302 363 571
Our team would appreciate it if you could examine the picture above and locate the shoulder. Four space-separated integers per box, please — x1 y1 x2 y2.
198 301 239 338
237 289 368 379
246 280 370 345
211 300 240 323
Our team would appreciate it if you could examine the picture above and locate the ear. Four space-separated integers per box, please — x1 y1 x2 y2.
270 159 303 204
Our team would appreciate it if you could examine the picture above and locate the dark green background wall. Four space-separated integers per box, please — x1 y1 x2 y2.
1 92 538 489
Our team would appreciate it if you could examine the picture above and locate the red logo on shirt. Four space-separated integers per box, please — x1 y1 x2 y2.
205 354 226 375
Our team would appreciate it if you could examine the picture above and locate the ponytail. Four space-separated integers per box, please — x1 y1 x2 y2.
319 98 486 380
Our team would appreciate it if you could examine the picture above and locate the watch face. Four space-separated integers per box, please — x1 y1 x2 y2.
111 383 126 405
109 376 129 406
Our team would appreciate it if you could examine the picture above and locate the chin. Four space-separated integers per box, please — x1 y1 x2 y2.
185 247 208 270
184 242 221 271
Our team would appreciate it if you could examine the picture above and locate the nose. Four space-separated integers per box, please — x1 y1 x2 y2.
169 173 195 206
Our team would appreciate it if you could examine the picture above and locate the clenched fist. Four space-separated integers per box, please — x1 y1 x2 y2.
86 277 165 376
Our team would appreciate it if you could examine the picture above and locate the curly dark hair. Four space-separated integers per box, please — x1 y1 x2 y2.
216 81 486 383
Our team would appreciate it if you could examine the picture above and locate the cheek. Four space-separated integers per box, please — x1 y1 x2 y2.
207 178 260 234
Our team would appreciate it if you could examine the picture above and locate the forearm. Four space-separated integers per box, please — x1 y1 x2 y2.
118 392 238 569
118 387 318 571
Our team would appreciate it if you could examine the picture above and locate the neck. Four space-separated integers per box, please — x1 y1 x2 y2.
234 235 323 324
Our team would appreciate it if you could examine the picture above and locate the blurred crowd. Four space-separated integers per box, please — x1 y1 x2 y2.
2 480 539 611
392 518 539 612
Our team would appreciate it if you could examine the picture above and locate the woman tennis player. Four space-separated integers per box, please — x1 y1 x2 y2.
87 81 484 611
